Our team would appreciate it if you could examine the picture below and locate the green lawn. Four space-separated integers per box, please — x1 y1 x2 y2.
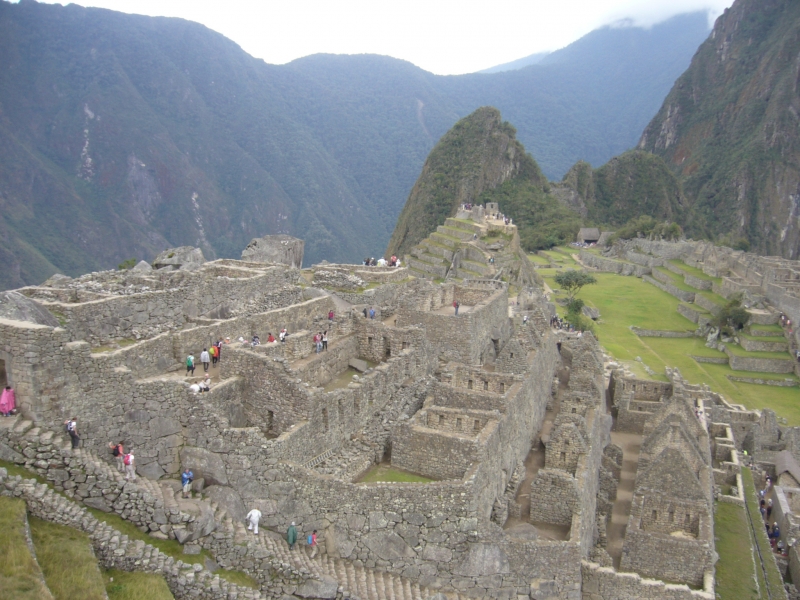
654 267 701 293
750 324 783 335
724 344 793 360
696 289 728 307
0 497 53 600
714 501 762 600
28 517 107 600
359 464 433 483
105 570 174 600
528 254 550 265
540 267 800 423
668 259 722 284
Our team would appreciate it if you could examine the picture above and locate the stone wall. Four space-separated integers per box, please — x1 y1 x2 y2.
581 561 714 600
579 251 651 277
725 348 795 373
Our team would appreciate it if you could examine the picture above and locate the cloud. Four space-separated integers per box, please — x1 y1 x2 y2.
25 0 734 75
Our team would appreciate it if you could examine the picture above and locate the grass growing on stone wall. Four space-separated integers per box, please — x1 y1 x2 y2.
216 569 259 589
28 516 107 600
359 464 434 483
667 260 723 283
539 268 800 423
724 344 793 360
0 460 48 484
105 570 175 600
741 468 786 599
0 496 54 600
714 501 762 600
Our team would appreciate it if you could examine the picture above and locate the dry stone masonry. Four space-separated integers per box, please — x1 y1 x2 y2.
3 233 799 599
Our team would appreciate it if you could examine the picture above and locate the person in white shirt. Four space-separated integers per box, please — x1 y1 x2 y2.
246 508 262 535
124 452 136 481
200 348 210 372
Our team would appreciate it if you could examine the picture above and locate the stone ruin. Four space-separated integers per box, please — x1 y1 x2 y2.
241 234 305 268
0 235 774 600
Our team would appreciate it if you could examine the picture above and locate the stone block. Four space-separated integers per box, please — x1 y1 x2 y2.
294 576 338 599
179 447 227 486
349 358 369 373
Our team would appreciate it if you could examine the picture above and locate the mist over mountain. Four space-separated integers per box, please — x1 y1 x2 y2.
0 1 710 289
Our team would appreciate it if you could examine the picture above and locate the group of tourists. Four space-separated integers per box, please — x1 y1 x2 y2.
362 306 376 320
550 315 577 332
313 331 329 353
362 256 402 267
759 474 787 555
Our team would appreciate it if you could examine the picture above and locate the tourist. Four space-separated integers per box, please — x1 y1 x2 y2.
0 385 16 417
771 522 781 544
767 499 773 520
252 335 260 346
246 507 262 535
287 521 298 550
453 300 460 316
314 332 322 353
123 450 136 481
309 529 318 558
109 441 125 472
280 328 288 342
200 374 211 392
322 331 328 351
65 417 80 448
362 307 368 319
210 344 218 367
523 315 529 326
267 332 276 343
215 339 223 365
200 348 210 372
186 353 195 375
328 310 335 321
369 307 375 320
189 381 201 393
181 468 193 498
760 499 767 519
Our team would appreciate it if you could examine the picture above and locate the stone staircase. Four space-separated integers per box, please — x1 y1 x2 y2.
231 519 467 600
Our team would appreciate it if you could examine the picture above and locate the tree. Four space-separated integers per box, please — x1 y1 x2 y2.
712 294 750 335
554 270 597 303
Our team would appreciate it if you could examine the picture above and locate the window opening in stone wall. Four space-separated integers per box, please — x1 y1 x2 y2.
368 336 373 346
438 414 444 425
354 398 359 413
456 418 462 430
0 359 6 389
652 510 657 522
499 383 505 393
468 379 473 390
322 408 328 432
402 341 408 350
266 410 274 433
385 339 391 358
669 509 675 523
571 407 576 414
560 452 566 461
510 352 514 359
483 381 489 391
474 420 481 432
684 513 691 527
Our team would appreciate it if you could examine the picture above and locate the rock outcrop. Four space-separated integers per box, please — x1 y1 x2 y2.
241 235 304 268
152 247 206 271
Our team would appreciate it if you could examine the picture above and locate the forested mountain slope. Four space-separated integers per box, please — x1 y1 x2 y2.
639 0 800 257
0 1 709 289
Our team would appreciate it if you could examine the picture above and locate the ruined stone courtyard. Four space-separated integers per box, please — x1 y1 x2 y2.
1 226 800 600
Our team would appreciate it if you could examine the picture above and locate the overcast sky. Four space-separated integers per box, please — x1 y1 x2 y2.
29 0 734 74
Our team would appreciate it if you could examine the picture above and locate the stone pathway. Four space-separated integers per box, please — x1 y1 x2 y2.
605 430 642 569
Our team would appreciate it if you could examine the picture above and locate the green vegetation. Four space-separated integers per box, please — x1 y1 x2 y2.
714 501 761 600
540 267 800 422
640 0 800 256
0 496 53 600
741 468 785 598
105 570 174 600
117 259 137 271
712 294 750 335
359 464 433 483
607 215 682 244
28 516 107 600
553 270 597 302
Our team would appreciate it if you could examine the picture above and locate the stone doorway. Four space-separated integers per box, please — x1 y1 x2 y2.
0 358 7 389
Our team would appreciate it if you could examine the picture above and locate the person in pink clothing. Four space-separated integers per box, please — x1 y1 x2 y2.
0 386 16 417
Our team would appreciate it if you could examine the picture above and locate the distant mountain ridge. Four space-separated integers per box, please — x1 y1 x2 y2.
478 52 551 74
0 1 710 289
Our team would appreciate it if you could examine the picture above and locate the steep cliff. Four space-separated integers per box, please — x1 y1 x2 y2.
639 0 800 257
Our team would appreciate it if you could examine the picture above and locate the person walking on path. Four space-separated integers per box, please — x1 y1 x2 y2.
287 521 298 550
0 385 16 416
181 468 194 498
65 417 80 448
453 300 460 316
109 441 125 472
309 530 318 558
328 310 334 321
186 353 195 375
200 348 210 372
209 344 218 367
216 339 224 365
123 451 136 481
314 332 322 354
246 508 262 535
322 331 328 351
369 307 375 320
